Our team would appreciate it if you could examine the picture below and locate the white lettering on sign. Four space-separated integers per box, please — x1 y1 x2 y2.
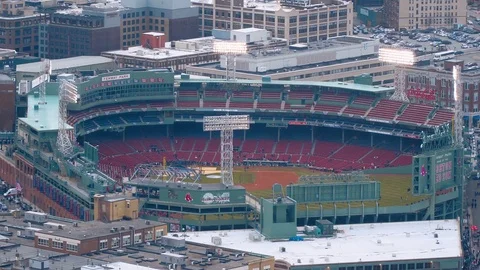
360 8 369 16
101 74 131 82
202 192 230 204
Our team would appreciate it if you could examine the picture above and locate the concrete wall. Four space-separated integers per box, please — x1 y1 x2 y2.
363 165 412 175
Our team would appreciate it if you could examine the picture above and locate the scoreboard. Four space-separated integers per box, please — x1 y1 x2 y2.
434 151 453 184
412 148 462 196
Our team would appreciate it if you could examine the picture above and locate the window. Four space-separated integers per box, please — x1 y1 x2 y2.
52 240 63 249
123 235 131 246
145 231 153 241
66 243 78 252
99 239 108 250
155 229 164 239
111 237 120 248
38 238 49 246
134 233 142 244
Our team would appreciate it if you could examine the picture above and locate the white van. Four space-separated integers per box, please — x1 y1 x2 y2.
3 188 18 197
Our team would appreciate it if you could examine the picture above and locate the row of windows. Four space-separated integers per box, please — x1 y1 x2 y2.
201 8 348 22
38 238 78 252
122 11 165 19
338 262 433 270
80 84 172 106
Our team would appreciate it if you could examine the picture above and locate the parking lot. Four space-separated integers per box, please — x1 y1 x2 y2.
354 24 480 55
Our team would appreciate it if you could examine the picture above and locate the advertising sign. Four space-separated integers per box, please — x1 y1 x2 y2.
101 74 131 82
435 151 453 184
201 192 231 204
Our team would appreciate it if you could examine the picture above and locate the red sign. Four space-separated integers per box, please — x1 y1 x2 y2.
436 187 453 196
288 121 307 126
407 87 436 101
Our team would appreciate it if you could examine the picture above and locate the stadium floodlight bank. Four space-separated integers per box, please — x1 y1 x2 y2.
203 115 250 187
213 41 248 81
378 47 416 66
378 47 415 103
203 115 250 131
57 79 78 157
212 41 248 55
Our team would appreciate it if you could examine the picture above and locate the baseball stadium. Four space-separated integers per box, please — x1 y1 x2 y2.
0 68 467 232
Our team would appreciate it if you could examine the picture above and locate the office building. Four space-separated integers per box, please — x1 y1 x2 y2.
186 220 462 270
383 0 467 30
193 0 353 44
34 219 167 255
102 35 220 71
186 34 394 85
403 58 480 128
0 0 45 56
0 74 15 132
119 0 199 48
44 2 122 59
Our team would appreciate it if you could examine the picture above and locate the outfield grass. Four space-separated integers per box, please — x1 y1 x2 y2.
249 174 430 210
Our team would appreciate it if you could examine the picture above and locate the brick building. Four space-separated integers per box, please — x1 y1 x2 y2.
193 0 353 44
34 219 167 255
119 0 199 48
403 60 480 127
0 0 45 56
0 74 15 132
43 2 121 59
383 0 467 30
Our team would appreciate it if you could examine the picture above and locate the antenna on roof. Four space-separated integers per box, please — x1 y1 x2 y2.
113 54 118 70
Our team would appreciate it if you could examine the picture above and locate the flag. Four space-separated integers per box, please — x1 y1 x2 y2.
421 165 427 177
15 182 22 192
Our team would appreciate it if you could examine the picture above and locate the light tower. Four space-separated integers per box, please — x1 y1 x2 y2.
38 59 52 105
379 48 416 102
203 115 250 186
56 79 78 157
453 65 463 146
213 41 247 81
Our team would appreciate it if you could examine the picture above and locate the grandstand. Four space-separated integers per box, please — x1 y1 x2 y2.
0 68 464 231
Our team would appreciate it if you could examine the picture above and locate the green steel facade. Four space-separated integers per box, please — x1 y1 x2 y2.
9 69 465 232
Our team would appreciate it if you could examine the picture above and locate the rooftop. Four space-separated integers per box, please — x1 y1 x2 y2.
0 13 42 20
240 36 375 61
19 94 72 132
216 36 379 74
16 56 114 74
102 37 216 60
37 219 165 240
179 78 394 93
181 220 462 266
82 262 157 270
0 243 106 269
192 0 350 11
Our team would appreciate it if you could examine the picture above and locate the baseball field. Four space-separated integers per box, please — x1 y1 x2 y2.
199 166 428 207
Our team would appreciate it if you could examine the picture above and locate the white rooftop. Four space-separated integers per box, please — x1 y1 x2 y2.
81 262 157 270
143 32 165 36
103 37 216 60
16 56 113 73
192 0 349 11
180 220 462 266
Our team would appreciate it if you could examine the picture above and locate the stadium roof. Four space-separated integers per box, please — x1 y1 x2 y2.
178 78 394 93
16 56 113 74
19 94 73 132
181 219 461 266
